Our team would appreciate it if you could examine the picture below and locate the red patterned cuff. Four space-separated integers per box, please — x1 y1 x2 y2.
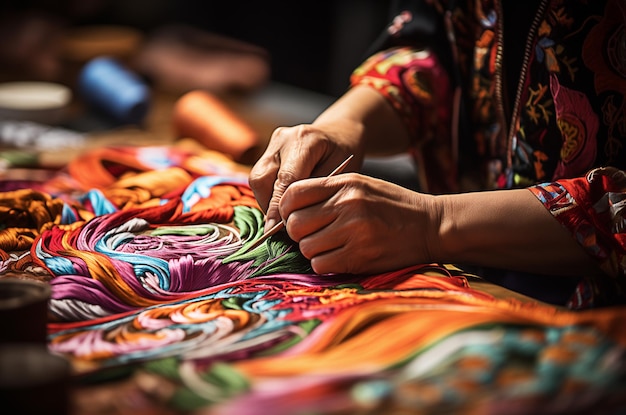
528 168 626 278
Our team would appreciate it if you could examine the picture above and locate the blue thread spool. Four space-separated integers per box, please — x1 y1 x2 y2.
78 56 150 125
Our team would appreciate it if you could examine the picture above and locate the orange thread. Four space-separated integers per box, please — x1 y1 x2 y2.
172 90 259 161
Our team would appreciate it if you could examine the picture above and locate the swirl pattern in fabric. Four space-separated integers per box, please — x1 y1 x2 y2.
0 143 625 415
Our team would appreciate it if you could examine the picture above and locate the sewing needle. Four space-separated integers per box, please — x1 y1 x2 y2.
242 154 354 253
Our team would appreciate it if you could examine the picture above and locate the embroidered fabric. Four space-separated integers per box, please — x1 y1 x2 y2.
1 143 626 414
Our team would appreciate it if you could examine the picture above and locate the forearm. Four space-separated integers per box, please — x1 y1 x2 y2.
433 188 601 276
313 85 411 156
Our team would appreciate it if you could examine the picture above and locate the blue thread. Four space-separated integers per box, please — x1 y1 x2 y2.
78 57 150 124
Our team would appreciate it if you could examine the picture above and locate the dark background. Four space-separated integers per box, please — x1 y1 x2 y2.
0 0 420 190
0 0 391 98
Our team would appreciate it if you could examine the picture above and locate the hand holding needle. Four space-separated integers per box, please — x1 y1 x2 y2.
242 154 355 253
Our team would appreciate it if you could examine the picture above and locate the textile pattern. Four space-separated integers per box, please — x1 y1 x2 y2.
2 143 626 414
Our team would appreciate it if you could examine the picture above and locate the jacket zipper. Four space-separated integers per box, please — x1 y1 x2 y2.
501 0 550 179
493 0 508 165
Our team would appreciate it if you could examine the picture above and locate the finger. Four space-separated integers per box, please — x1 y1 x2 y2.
309 233 376 275
262 129 329 228
249 126 296 214
284 197 338 242
248 152 280 213
264 170 292 230
296 217 345 258
297 207 371 275
279 174 354 219
310 246 352 275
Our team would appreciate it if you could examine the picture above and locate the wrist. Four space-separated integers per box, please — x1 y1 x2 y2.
312 116 366 156
430 195 464 262
430 189 592 274
434 192 495 265
315 86 410 156
426 193 452 263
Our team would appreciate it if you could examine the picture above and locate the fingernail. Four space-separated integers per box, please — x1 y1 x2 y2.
265 218 277 232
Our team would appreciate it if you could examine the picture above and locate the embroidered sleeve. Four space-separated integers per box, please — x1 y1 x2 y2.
528 167 626 307
349 46 452 144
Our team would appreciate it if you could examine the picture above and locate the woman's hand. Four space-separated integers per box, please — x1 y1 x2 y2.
248 122 362 231
248 85 412 232
278 172 440 275
279 174 602 277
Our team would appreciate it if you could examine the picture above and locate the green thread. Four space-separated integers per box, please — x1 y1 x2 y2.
224 206 312 275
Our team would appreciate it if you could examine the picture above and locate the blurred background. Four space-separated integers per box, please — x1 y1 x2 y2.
0 0 420 189
0 0 389 97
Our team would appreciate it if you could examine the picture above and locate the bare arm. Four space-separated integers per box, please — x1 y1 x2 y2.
279 176 600 277
433 189 600 276
312 85 411 156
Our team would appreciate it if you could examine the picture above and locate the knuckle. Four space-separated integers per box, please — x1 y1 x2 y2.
248 168 266 188
293 124 328 145
298 242 313 259
270 126 288 139
249 156 278 186
293 124 313 137
285 215 306 242
275 169 299 188
310 257 328 274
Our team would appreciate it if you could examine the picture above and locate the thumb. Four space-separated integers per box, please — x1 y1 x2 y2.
263 171 294 231
264 191 283 232
264 152 320 231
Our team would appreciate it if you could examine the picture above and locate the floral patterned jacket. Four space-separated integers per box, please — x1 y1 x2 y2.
350 0 626 308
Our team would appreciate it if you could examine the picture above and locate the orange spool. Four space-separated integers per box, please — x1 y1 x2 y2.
172 90 259 162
